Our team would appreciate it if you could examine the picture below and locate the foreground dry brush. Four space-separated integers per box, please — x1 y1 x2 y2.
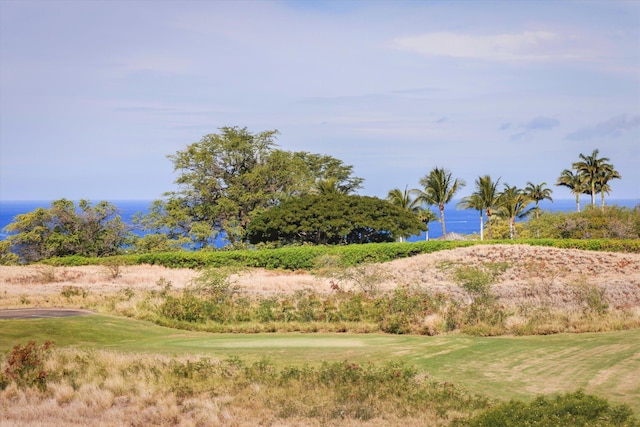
0 347 486 427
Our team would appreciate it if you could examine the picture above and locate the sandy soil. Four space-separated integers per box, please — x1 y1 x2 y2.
1 245 639 309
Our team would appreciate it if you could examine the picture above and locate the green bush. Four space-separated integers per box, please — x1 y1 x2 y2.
463 390 637 426
39 238 639 270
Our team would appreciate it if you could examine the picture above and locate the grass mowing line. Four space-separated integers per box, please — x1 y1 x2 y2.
1 315 639 415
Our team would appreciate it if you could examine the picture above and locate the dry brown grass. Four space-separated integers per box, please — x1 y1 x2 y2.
0 349 468 427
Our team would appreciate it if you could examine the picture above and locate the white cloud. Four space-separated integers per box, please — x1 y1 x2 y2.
390 31 585 62
566 114 640 140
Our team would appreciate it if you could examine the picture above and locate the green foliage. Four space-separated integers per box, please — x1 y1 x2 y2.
415 166 466 235
247 194 426 245
136 127 364 247
570 277 609 315
443 262 509 332
0 341 54 391
40 239 639 271
2 199 132 263
525 205 640 239
190 266 241 297
463 390 637 427
60 285 88 300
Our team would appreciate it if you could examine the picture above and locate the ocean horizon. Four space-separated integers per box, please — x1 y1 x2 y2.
1 198 638 244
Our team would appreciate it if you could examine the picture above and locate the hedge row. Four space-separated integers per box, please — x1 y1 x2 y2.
41 239 639 270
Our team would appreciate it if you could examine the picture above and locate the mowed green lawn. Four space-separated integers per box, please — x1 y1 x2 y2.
2 314 639 414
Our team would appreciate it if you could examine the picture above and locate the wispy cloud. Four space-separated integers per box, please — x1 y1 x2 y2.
566 114 640 140
522 116 560 131
504 116 560 141
390 31 585 62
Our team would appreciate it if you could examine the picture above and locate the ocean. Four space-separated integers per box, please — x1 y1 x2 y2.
1 198 638 244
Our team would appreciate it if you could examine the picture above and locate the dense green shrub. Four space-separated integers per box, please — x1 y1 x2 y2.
463 390 637 426
39 238 639 269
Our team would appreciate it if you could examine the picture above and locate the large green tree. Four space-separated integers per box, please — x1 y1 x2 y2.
415 167 466 236
2 199 130 262
247 194 426 245
137 127 363 247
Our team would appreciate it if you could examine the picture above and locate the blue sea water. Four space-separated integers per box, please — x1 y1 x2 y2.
1 198 638 245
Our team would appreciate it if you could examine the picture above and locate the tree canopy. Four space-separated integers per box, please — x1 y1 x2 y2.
247 194 426 245
136 126 364 248
2 199 130 262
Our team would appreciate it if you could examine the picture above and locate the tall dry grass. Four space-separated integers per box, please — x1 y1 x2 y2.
0 348 486 427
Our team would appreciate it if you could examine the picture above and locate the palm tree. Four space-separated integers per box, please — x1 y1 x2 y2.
556 169 587 212
572 149 613 207
524 182 553 219
314 177 347 195
416 167 466 236
496 184 533 239
387 186 422 241
595 163 622 210
457 175 501 241
417 208 439 241
457 193 484 240
387 186 421 213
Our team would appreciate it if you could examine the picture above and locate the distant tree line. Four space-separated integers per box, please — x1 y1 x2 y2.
0 127 631 263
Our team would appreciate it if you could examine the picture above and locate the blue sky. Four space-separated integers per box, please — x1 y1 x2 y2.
1 0 638 202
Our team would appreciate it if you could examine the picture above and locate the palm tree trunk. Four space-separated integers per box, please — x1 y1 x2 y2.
510 217 515 239
486 211 492 240
479 212 484 241
591 185 596 206
601 191 605 211
440 204 446 236
575 194 581 213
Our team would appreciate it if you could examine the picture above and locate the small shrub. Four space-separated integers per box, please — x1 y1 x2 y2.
190 266 241 297
34 265 57 283
103 258 125 279
1 341 54 391
60 285 87 300
571 277 609 315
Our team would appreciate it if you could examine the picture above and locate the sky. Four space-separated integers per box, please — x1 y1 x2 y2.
1 0 639 202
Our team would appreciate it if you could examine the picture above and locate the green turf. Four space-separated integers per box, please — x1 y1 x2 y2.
1 315 638 413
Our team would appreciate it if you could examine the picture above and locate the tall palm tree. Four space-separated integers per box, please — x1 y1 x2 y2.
524 182 553 219
572 149 611 207
496 184 533 239
387 186 422 241
595 163 622 210
556 169 587 212
477 175 500 240
416 167 466 236
457 193 484 240
457 175 501 241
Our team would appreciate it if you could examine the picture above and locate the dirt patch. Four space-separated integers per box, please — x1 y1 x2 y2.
0 308 93 319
